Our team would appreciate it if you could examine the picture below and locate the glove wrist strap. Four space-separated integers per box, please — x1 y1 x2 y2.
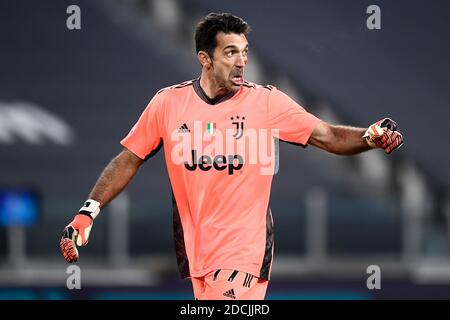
79 199 101 220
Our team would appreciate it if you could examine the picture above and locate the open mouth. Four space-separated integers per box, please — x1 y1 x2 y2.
231 75 244 85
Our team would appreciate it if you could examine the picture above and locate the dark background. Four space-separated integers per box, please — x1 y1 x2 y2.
0 0 449 299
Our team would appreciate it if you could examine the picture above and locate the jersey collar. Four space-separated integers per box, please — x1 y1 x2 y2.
193 78 237 105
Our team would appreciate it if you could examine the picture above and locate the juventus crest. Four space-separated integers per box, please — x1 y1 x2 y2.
231 116 245 139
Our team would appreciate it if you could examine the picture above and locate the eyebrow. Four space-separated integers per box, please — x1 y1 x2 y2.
223 44 249 51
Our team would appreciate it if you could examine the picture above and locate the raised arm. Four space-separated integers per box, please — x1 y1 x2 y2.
308 118 404 155
308 121 371 155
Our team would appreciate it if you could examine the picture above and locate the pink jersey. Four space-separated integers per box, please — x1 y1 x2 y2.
121 79 320 280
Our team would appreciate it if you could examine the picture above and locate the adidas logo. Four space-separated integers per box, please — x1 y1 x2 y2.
223 288 236 299
178 123 190 133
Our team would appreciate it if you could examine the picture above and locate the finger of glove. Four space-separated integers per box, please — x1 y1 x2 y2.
69 214 93 246
60 238 79 263
370 134 384 147
385 130 394 145
372 134 387 148
385 133 404 154
383 132 400 153
375 136 389 149
76 224 92 246
62 225 76 240
376 130 394 148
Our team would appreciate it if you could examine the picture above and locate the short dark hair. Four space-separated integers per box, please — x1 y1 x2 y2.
195 13 250 58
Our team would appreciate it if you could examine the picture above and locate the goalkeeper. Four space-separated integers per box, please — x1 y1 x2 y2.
60 13 403 300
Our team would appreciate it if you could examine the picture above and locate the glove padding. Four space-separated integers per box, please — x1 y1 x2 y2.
363 118 404 154
60 214 93 263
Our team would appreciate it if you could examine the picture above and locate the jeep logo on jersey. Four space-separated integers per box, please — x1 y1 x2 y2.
184 150 243 175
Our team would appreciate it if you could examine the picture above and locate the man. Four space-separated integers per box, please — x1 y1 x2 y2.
60 13 403 300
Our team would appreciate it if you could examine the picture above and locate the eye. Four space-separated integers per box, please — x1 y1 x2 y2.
226 51 234 57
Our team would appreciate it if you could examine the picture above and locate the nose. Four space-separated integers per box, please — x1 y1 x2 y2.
235 53 247 67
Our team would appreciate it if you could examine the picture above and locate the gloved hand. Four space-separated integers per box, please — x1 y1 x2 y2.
363 118 404 154
60 199 100 263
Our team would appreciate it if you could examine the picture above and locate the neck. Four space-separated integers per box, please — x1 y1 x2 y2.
200 70 230 99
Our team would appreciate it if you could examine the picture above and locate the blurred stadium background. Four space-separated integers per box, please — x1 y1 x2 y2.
1 0 450 299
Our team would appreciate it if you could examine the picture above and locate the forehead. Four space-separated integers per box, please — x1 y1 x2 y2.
215 32 248 49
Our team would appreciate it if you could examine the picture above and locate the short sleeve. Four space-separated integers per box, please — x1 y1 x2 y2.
120 93 164 159
268 88 321 146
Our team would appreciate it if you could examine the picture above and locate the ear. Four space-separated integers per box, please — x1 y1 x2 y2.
197 51 212 68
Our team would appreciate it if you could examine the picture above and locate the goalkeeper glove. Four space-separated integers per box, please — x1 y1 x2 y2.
60 199 100 263
363 118 404 154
